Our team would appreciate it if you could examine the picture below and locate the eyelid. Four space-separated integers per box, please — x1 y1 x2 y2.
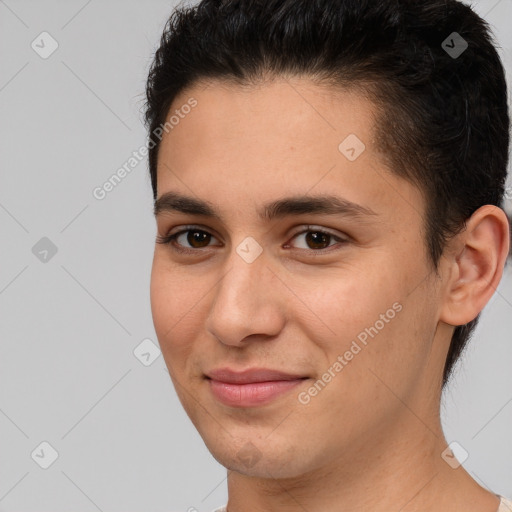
156 224 222 250
287 224 349 242
157 224 349 254
168 224 220 239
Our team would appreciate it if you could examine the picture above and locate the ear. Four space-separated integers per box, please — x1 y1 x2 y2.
439 205 510 326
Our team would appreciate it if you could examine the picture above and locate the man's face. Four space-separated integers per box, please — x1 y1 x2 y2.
150 78 447 478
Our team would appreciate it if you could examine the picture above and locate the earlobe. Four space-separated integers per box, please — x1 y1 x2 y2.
439 205 510 327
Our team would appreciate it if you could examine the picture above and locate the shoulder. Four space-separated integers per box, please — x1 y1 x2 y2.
499 496 512 511
211 498 512 512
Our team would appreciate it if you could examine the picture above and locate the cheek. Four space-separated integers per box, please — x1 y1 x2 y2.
293 266 401 349
150 255 202 321
296 266 424 399
150 260 199 359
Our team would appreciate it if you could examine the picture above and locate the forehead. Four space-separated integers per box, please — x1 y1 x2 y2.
164 77 378 158
155 77 424 228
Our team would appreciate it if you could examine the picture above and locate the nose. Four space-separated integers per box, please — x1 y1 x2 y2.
204 244 286 347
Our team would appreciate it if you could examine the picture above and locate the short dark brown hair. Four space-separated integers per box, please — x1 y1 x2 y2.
144 0 511 386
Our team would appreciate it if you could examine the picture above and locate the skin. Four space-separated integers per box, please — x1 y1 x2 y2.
150 77 510 512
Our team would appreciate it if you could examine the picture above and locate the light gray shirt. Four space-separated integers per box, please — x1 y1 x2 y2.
211 495 512 512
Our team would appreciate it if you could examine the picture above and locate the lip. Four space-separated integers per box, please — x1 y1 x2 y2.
205 367 309 407
206 367 307 383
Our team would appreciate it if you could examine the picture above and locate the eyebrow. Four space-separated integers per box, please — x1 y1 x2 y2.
153 191 378 222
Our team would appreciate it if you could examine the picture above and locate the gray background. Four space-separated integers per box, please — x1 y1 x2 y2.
0 1 511 511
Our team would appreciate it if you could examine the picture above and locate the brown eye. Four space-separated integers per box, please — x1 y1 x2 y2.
157 225 348 255
304 231 331 250
156 226 221 253
185 230 212 248
289 228 347 251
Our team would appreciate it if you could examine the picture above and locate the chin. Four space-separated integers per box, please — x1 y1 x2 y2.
201 430 311 479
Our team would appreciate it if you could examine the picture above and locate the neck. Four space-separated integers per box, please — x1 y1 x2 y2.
225 403 499 512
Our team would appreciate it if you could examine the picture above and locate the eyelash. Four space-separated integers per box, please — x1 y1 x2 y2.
155 225 348 255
